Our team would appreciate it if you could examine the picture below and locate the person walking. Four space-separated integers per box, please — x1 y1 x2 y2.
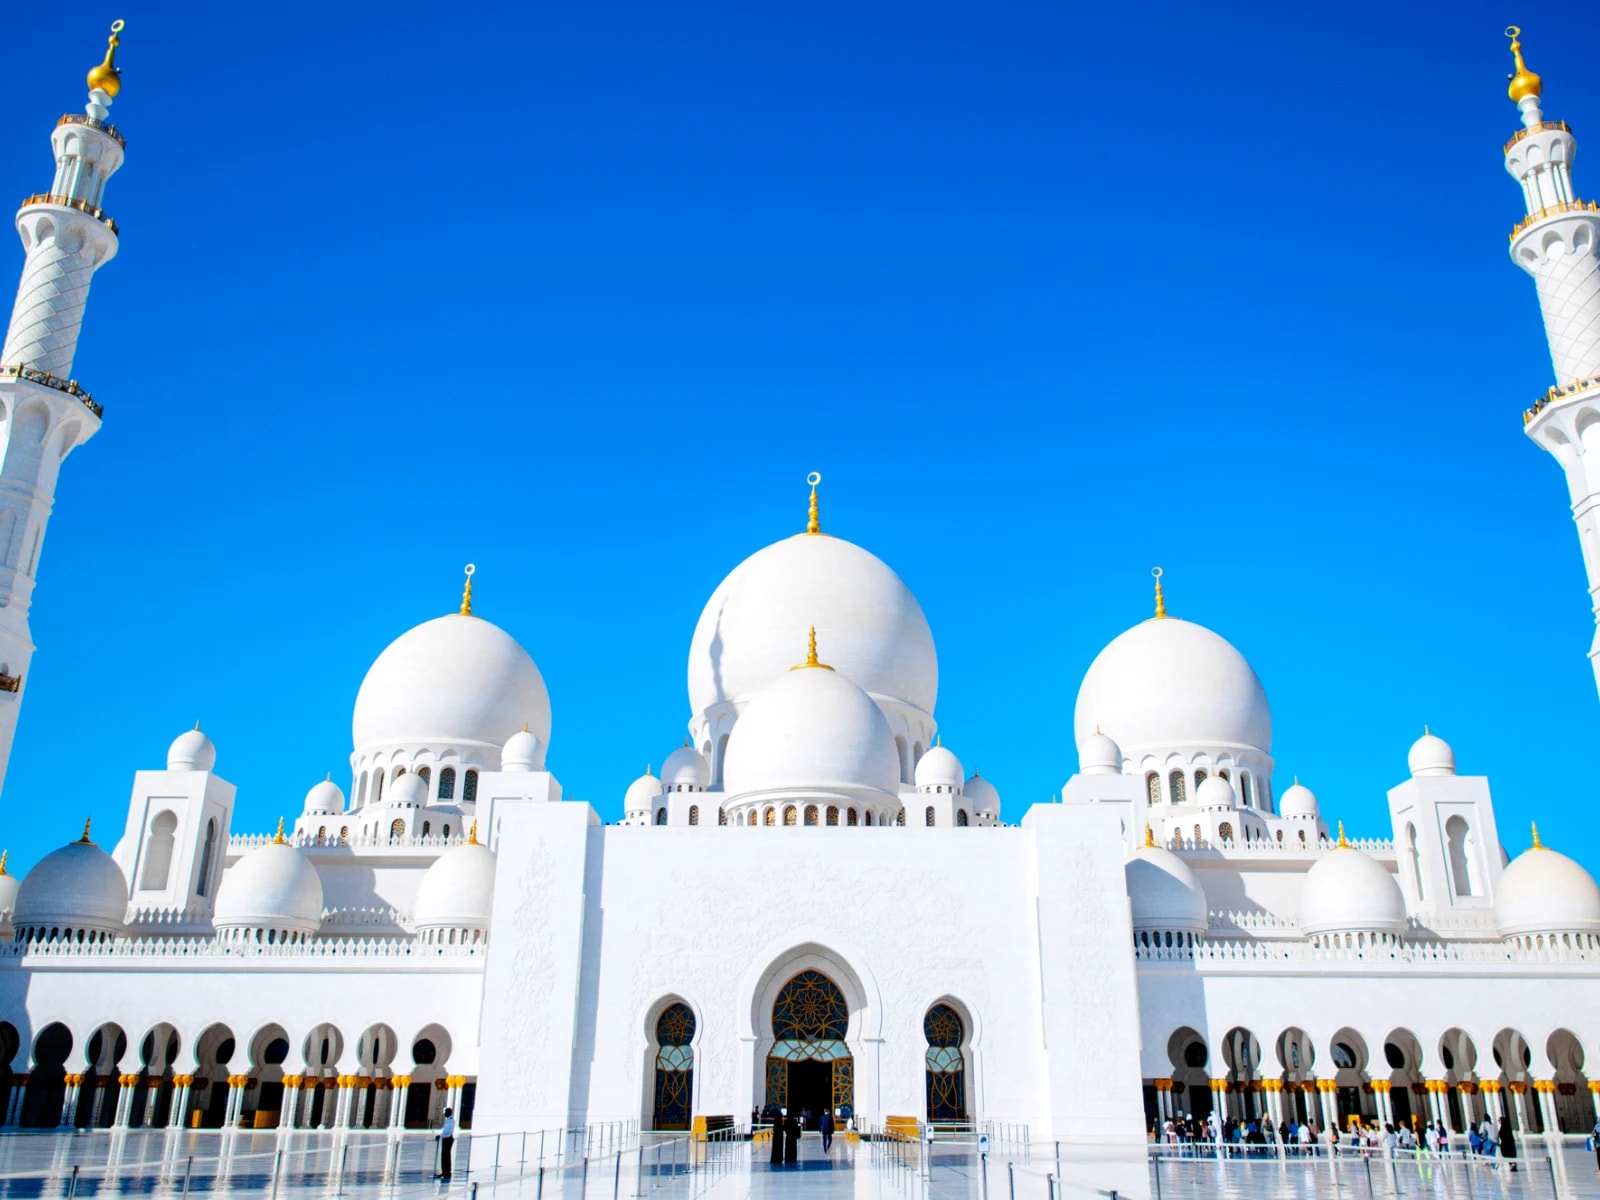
436 1107 457 1181
1498 1114 1518 1173
769 1109 786 1165
820 1108 835 1152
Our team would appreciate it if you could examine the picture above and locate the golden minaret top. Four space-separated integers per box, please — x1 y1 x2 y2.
87 20 125 98
1505 26 1542 103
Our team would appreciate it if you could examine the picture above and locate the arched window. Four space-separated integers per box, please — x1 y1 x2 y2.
1146 772 1161 805
1218 821 1234 844
1217 769 1229 782
688 805 699 826
1445 816 1479 897
895 736 909 783
847 808 858 827
417 765 431 787
394 766 407 780
717 808 727 826
765 969 852 1116
655 808 667 826
196 818 217 897
826 806 839 826
783 805 797 826
339 826 349 843
443 825 451 839
1297 829 1306 844
140 811 177 891
924 1005 967 1122
652 1002 696 1131
1240 773 1254 807
1169 771 1187 804
422 821 431 837
389 819 405 840
804 805 818 827
956 809 969 827
864 811 874 826
1193 823 1202 844
357 771 369 806
372 772 384 805
896 810 906 826
764 807 776 827
1194 768 1208 786
1275 829 1283 844
463 770 479 804
317 826 327 840
438 768 456 800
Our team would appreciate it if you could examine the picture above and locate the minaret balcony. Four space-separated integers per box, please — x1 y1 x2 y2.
0 365 103 418
17 193 117 235
1524 374 1600 426
1504 120 1571 155
1509 198 1598 241
54 113 124 150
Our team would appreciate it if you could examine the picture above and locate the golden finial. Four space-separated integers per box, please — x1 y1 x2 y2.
805 472 822 535
1531 822 1544 850
1152 567 1167 619
78 818 93 845
1336 821 1349 849
1144 823 1155 849
1505 27 1542 103
87 20 125 98
468 820 479 845
791 625 835 671
0 850 9 876
273 818 286 845
458 563 476 616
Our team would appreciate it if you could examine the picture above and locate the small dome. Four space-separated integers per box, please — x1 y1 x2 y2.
964 773 1000 814
168 726 216 772
1299 846 1408 938
303 778 344 815
1126 845 1208 934
1496 836 1600 939
1408 730 1455 777
1078 730 1123 775
1196 775 1236 810
386 773 428 808
625 771 663 816
502 727 542 772
213 840 324 936
14 832 128 937
414 837 496 937
723 661 899 801
915 744 964 791
0 856 18 923
1278 780 1318 819
661 744 710 790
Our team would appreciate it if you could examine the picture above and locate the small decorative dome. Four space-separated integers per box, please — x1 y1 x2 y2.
1126 840 1209 936
661 744 710 791
386 773 428 809
1408 729 1455 778
1278 779 1318 819
1196 775 1235 811
14 824 128 940
303 777 344 816
502 726 542 772
0 853 18 925
1298 840 1408 940
1078 729 1123 775
914 743 964 791
212 826 324 941
413 828 495 944
964 773 999 814
1496 827 1600 940
625 771 663 817
168 725 216 772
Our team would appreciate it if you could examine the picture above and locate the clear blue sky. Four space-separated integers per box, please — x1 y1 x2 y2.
2 1 1596 876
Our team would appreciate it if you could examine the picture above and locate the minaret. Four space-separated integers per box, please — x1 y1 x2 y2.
0 22 126 792
1510 28 1600 699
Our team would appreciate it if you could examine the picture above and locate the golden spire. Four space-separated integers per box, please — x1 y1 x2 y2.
1144 823 1155 849
0 850 9 876
805 472 822 535
1336 821 1349 849
468 820 479 845
273 817 286 845
1152 567 1167 619
1531 821 1544 850
78 818 93 845
86 20 125 98
1505 26 1542 103
791 625 835 671
458 563 476 616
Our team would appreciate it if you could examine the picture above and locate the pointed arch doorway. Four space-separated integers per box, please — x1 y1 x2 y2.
765 969 853 1128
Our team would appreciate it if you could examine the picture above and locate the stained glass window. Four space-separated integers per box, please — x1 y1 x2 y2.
1169 771 1186 805
773 970 847 1041
653 1003 695 1130
956 810 969 827
418 765 432 785
896 810 906 826
1219 822 1234 844
439 768 456 800
689 805 699 826
1194 768 1208 786
764 808 776 827
783 805 797 826
924 1005 966 1121
847 808 858 827
826 806 839 826
463 770 479 804
925 807 935 827
1146 772 1161 805
804 805 818 826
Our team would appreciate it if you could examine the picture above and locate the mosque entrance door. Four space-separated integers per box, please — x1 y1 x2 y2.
765 969 853 1123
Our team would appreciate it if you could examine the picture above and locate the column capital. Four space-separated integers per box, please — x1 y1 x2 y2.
1509 1080 1528 1094
1533 1079 1555 1094
1588 1080 1600 1094
1371 1080 1392 1094
172 1074 194 1087
282 1075 303 1088
392 1075 412 1088
1479 1080 1500 1094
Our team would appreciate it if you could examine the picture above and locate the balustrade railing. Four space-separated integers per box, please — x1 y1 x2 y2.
1504 119 1571 154
56 112 125 149
1524 374 1600 424
1509 198 1599 240
19 193 118 234
0 364 103 417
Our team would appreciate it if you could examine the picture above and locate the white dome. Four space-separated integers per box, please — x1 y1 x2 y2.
0 860 18 922
414 838 496 936
723 663 900 801
213 840 324 936
385 773 428 808
1278 780 1318 819
14 833 128 935
688 533 937 719
1298 846 1408 938
1496 840 1600 938
1195 775 1236 810
1126 845 1209 934
502 727 542 772
661 744 709 790
1408 731 1455 777
915 744 964 791
964 773 1000 814
625 772 663 815
303 778 344 815
352 614 550 764
1078 730 1123 775
1074 618 1271 757
167 726 216 772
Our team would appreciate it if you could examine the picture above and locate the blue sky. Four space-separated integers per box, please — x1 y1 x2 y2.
1 1 1597 875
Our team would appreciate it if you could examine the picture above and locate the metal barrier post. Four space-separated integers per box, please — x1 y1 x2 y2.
1007 1161 1016 1200
635 1145 645 1198
614 1146 622 1200
521 1131 528 1168
271 1149 283 1200
181 1155 194 1200
336 1143 349 1198
470 1185 478 1200
1363 1155 1374 1198
1546 1155 1558 1199
66 1165 79 1200
1047 1173 1057 1200
980 1152 989 1200
1151 1155 1162 1200
536 1164 545 1200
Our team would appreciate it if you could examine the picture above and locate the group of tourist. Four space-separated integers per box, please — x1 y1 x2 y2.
1152 1109 1538 1169
757 1104 837 1164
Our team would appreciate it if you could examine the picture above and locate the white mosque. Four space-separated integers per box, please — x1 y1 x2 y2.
0 23 1595 1150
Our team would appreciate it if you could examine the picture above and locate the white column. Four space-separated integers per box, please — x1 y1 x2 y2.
1482 1085 1503 1124
58 1075 82 1128
170 1077 193 1130
279 1078 301 1129
4 1075 26 1126
389 1077 409 1129
113 1076 136 1127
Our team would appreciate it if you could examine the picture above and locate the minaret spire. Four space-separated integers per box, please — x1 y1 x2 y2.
459 564 475 616
0 25 127 794
805 472 822 535
1509 29 1600 703
1152 568 1167 619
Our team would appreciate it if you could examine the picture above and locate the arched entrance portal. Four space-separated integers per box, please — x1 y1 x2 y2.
766 970 853 1128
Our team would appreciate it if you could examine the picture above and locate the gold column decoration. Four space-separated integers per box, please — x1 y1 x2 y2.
805 472 822 535
1152 567 1167 618
459 564 476 616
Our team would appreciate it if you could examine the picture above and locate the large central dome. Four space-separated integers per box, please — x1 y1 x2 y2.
688 533 937 718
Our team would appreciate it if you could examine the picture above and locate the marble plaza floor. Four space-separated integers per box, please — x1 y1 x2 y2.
0 1130 1593 1200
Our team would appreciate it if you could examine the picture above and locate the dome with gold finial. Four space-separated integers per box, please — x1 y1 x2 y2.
0 851 21 929
1506 26 1542 103
212 823 324 944
413 825 497 945
86 20 125 99
13 822 129 943
1496 824 1600 944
